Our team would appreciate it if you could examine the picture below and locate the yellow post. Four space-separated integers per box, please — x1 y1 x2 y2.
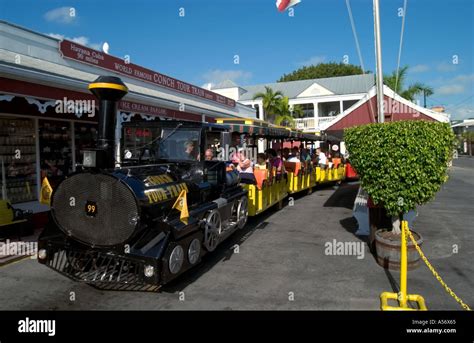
399 220 408 307
380 220 427 310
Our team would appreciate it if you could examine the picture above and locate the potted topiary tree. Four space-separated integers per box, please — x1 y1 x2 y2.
344 120 455 270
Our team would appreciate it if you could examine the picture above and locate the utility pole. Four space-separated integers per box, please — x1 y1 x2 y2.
373 0 384 123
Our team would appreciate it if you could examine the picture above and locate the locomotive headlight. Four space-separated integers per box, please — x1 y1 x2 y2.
144 265 155 278
38 249 47 260
83 150 97 167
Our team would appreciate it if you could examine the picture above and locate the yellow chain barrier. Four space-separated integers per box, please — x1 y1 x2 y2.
406 228 472 311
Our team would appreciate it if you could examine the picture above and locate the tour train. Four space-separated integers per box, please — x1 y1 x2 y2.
37 76 346 291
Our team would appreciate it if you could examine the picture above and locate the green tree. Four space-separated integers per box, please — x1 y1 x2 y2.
278 62 365 82
419 85 434 108
252 86 283 122
291 104 305 119
274 96 295 127
383 66 433 102
344 121 455 234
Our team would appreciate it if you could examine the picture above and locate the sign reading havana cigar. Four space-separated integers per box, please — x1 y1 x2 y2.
59 40 236 108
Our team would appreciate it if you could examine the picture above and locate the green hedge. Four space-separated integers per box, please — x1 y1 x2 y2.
344 120 455 216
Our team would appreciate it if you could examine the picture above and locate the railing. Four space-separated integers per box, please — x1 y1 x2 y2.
295 116 338 132
296 117 316 130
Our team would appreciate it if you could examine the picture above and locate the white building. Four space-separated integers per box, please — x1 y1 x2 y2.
210 74 375 133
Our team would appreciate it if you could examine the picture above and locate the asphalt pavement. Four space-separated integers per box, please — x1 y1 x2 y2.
0 157 472 310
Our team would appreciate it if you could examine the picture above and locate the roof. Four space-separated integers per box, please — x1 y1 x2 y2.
0 20 256 119
229 74 375 101
212 79 240 89
325 85 450 131
451 119 474 128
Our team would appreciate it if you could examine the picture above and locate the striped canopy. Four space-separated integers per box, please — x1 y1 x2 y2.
216 118 321 141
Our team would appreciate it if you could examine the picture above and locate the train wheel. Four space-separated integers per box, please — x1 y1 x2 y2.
187 238 201 265
204 210 221 252
236 196 248 229
169 245 184 274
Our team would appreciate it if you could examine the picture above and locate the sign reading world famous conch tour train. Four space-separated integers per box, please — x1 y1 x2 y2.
59 40 236 108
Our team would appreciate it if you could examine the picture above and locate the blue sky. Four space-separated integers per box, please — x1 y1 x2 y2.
1 0 473 119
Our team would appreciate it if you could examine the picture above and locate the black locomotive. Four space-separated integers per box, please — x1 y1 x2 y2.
38 76 248 291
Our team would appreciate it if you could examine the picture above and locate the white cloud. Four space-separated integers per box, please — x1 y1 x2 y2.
298 55 326 66
410 64 430 73
48 33 102 51
452 74 474 83
44 7 77 24
201 69 252 88
436 84 465 95
448 104 474 120
436 62 457 72
432 73 473 96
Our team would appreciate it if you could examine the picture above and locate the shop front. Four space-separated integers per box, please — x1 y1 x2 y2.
0 77 224 214
0 21 255 228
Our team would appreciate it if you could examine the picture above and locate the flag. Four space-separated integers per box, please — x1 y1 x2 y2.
39 177 53 205
172 189 189 224
276 0 301 12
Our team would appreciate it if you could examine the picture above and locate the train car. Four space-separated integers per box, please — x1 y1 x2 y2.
37 76 349 291
215 118 346 212
215 118 295 216
37 76 249 291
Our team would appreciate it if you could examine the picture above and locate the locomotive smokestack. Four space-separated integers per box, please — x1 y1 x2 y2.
88 76 128 169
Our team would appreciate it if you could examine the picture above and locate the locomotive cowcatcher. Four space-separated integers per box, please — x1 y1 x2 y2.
37 76 248 291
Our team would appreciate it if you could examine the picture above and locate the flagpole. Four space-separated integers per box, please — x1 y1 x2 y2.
373 0 384 123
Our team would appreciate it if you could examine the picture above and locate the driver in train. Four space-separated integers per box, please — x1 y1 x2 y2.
184 140 198 160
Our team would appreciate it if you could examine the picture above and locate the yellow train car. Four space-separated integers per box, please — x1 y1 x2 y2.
285 162 317 194
244 174 288 216
215 117 346 217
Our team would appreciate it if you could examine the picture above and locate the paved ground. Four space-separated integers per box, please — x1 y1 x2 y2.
0 157 472 310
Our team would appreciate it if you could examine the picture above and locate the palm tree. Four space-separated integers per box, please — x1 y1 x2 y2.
291 104 305 119
384 66 433 102
274 97 296 127
418 85 434 108
252 86 283 122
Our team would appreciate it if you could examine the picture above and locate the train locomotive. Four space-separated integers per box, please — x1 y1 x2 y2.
37 76 249 291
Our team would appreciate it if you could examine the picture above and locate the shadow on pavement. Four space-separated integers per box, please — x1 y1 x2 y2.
160 203 281 293
323 182 359 209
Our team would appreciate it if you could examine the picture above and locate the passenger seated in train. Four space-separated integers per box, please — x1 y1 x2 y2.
255 153 268 170
299 147 313 172
282 147 290 161
286 147 301 162
266 148 284 181
315 147 328 168
204 148 216 161
331 151 342 168
300 148 312 164
236 149 256 184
